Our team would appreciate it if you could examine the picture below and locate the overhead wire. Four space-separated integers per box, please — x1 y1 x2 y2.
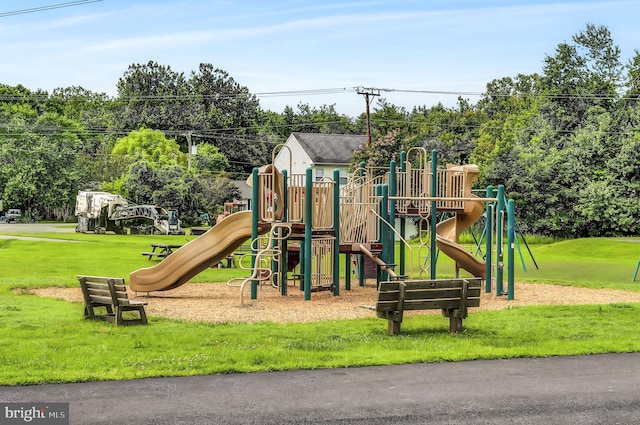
3 114 640 139
1 88 639 102
2 82 640 145
0 0 103 18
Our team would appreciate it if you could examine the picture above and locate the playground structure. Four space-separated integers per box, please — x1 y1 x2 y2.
129 147 520 307
75 191 183 235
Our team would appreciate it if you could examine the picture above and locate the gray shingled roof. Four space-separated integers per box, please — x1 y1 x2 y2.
231 180 252 201
292 133 366 165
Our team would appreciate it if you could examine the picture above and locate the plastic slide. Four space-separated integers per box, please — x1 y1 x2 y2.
435 165 486 279
129 210 266 292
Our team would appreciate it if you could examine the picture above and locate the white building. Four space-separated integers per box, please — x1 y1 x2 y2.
273 133 366 186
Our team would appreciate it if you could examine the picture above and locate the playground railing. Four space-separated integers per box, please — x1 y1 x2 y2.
437 169 465 210
287 174 305 223
396 164 431 216
311 179 334 229
339 173 380 244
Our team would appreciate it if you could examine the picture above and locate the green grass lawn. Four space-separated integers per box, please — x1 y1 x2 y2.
0 229 639 385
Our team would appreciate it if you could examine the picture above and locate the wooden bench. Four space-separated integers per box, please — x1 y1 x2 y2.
376 278 481 334
78 275 148 326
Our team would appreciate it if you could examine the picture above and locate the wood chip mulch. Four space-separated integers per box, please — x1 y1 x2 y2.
28 280 640 324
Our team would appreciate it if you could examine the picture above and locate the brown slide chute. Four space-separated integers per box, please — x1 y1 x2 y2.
129 211 267 292
435 165 486 279
130 165 286 293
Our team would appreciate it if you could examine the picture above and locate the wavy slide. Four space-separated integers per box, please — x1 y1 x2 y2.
130 165 285 293
435 165 486 279
129 210 265 292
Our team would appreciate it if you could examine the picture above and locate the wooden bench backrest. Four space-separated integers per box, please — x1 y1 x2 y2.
108 279 131 306
376 278 482 313
78 275 127 306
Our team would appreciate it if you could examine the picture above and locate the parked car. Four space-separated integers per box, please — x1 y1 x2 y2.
5 209 22 223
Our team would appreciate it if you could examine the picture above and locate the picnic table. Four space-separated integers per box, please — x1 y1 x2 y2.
142 243 183 260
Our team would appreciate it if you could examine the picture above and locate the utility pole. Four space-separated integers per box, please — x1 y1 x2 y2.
357 87 380 146
185 131 193 171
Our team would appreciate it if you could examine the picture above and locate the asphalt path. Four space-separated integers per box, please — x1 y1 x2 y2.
0 222 76 234
2 353 640 424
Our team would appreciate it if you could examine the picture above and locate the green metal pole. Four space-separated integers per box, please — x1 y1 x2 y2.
299 247 305 291
358 252 365 287
271 226 279 291
430 149 438 279
281 170 288 296
333 169 340 296
389 160 396 274
282 169 288 222
251 168 259 300
382 184 390 282
375 184 383 285
485 186 493 293
507 199 515 300
304 167 312 301
345 256 351 290
496 185 505 296
358 161 366 287
399 151 407 277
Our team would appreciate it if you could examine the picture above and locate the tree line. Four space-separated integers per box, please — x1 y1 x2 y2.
0 24 638 237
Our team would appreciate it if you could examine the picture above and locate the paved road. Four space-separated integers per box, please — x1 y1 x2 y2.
0 222 76 234
2 353 640 424
0 223 77 242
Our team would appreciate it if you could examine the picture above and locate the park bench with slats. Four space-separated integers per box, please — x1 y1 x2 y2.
376 278 481 334
78 275 148 326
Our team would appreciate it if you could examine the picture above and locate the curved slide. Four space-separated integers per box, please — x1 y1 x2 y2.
130 210 266 292
435 165 486 279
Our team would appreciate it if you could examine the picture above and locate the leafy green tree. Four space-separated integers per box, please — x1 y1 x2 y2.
539 23 621 132
192 143 229 174
283 103 359 134
196 174 241 215
350 129 407 172
111 128 185 170
367 98 410 140
116 61 192 131
472 74 540 168
120 161 206 225
410 97 483 165
42 86 121 192
187 63 269 175
0 106 82 219
478 24 635 237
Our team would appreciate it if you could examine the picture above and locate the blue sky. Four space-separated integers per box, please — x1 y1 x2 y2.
1 0 640 116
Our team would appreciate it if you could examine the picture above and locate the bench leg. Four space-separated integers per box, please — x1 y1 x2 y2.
447 309 463 333
115 306 148 326
115 306 124 326
84 304 113 321
138 306 148 325
387 319 401 335
83 305 93 320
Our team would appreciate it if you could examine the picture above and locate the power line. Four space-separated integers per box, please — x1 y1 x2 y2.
0 1 103 18
3 116 640 139
0 83 640 103
255 88 353 97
